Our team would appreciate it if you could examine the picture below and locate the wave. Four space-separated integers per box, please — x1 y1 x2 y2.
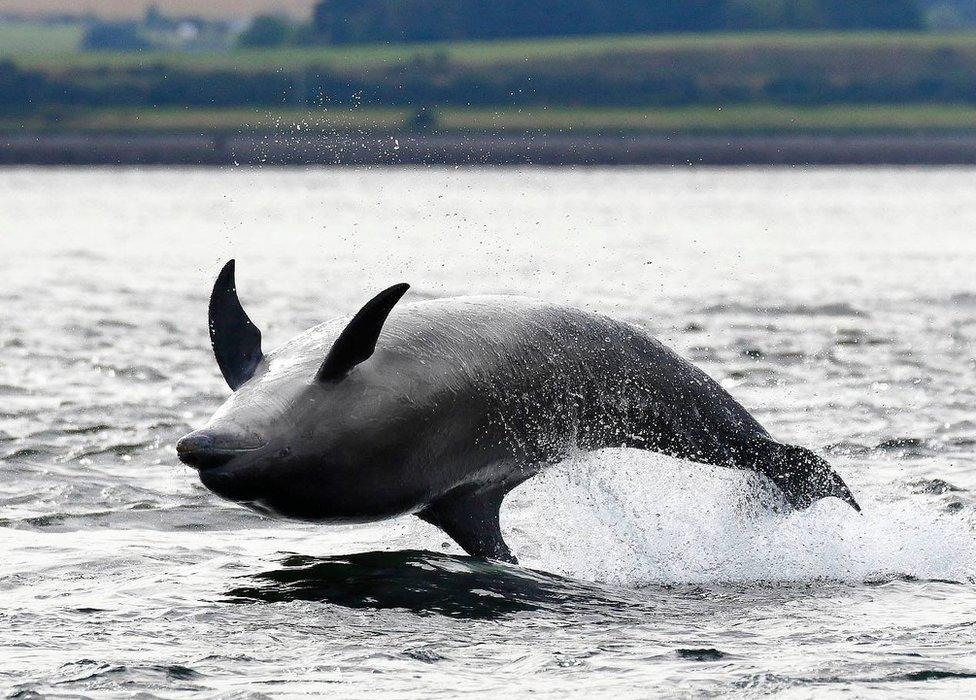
494 450 976 587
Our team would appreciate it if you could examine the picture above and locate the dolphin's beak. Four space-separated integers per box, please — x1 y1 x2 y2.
176 429 266 470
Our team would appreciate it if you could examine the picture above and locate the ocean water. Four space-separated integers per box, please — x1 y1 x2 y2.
1 166 975 696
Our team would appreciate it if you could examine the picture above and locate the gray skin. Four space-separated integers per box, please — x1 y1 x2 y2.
178 262 859 564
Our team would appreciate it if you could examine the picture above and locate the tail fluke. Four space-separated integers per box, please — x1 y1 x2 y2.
747 438 860 512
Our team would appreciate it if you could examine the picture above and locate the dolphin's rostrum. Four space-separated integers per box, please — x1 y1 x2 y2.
178 260 859 564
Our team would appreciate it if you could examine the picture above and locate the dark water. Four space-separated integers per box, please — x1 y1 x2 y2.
1 167 975 696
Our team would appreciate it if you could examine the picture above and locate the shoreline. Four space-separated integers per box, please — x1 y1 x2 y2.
4 132 976 166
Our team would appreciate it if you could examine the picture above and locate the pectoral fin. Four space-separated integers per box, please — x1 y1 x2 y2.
418 485 516 564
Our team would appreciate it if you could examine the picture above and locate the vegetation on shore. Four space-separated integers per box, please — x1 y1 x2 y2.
11 30 976 71
306 0 923 45
3 30 976 136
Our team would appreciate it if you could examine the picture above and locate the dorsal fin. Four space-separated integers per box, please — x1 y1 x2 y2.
209 260 263 390
315 283 409 383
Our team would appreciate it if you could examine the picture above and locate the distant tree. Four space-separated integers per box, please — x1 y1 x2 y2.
310 0 924 42
0 61 46 108
238 15 293 48
819 0 923 29
726 0 828 29
922 0 976 27
145 5 166 29
292 22 323 45
925 2 965 28
312 0 733 43
82 22 152 51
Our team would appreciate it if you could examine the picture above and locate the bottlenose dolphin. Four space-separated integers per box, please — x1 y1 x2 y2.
178 261 859 564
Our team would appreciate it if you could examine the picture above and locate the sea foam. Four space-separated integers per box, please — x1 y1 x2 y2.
489 449 976 587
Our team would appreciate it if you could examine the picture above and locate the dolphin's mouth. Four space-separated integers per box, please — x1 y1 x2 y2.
180 446 264 471
193 446 264 470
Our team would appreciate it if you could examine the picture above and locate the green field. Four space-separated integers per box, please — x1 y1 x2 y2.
0 22 84 54
5 30 976 137
11 30 976 71
4 104 974 135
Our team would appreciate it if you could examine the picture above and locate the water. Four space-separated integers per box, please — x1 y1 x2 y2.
1 166 975 696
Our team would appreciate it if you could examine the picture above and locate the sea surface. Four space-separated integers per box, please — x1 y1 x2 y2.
1 166 975 697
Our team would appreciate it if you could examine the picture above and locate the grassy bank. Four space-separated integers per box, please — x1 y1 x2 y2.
4 31 976 140
7 30 976 118
0 22 84 54
5 104 974 135
10 30 976 72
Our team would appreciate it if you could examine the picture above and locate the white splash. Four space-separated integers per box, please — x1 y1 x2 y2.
497 449 976 586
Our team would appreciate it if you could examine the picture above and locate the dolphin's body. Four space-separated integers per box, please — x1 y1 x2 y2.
178 261 859 563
